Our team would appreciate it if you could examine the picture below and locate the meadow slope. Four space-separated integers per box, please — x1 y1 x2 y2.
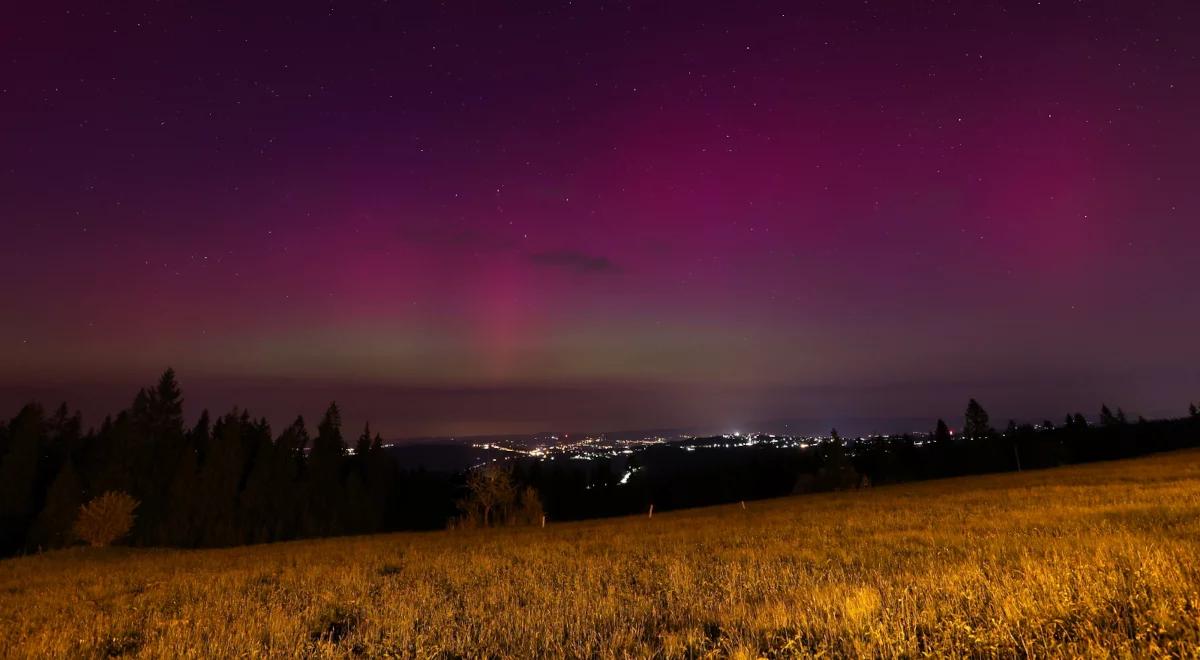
2 451 1199 657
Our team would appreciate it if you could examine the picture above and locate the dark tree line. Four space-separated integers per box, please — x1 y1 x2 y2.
507 399 1200 523
0 369 454 555
1 369 1198 555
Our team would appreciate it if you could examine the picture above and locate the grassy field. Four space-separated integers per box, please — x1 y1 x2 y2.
2 451 1199 657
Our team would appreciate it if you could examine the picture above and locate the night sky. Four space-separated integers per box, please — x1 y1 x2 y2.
3 2 1198 438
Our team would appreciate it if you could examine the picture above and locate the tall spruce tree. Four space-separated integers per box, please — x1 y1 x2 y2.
307 403 347 536
0 404 46 552
136 369 189 543
365 431 396 530
355 423 372 460
964 399 991 440
26 459 83 549
933 419 952 444
1100 404 1119 427
195 411 250 546
241 417 305 544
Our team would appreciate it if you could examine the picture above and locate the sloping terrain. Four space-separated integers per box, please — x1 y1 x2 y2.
2 451 1198 657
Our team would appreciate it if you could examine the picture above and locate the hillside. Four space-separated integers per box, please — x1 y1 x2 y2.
2 451 1199 657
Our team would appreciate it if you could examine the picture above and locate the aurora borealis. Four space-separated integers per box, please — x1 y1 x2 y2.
3 2 1198 436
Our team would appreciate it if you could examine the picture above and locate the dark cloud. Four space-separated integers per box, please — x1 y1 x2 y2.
527 249 616 273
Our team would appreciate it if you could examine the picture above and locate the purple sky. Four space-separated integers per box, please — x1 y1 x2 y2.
3 2 1198 437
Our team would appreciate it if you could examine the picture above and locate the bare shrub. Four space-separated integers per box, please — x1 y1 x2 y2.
73 491 139 547
455 466 544 527
514 485 544 526
457 465 516 527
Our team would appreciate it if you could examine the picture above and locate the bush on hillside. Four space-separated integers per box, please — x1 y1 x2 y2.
73 491 139 547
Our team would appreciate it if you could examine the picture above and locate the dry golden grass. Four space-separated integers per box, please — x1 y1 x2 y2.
3 451 1199 658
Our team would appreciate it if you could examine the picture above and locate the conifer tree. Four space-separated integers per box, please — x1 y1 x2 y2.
314 403 345 457
355 423 372 460
1100 404 1119 427
366 431 396 530
163 442 200 546
239 418 302 544
47 403 82 458
27 458 83 549
0 404 46 552
278 415 310 473
135 369 189 544
307 403 347 535
137 368 184 440
196 411 249 546
964 399 991 440
189 410 211 455
933 419 952 444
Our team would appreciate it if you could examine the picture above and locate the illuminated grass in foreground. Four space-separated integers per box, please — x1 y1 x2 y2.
2 451 1199 657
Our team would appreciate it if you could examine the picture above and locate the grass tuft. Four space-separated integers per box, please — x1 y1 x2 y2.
308 603 360 645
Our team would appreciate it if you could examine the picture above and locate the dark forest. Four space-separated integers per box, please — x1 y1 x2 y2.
2 369 1198 556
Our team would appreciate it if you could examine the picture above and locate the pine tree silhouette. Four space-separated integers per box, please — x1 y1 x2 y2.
964 399 991 440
